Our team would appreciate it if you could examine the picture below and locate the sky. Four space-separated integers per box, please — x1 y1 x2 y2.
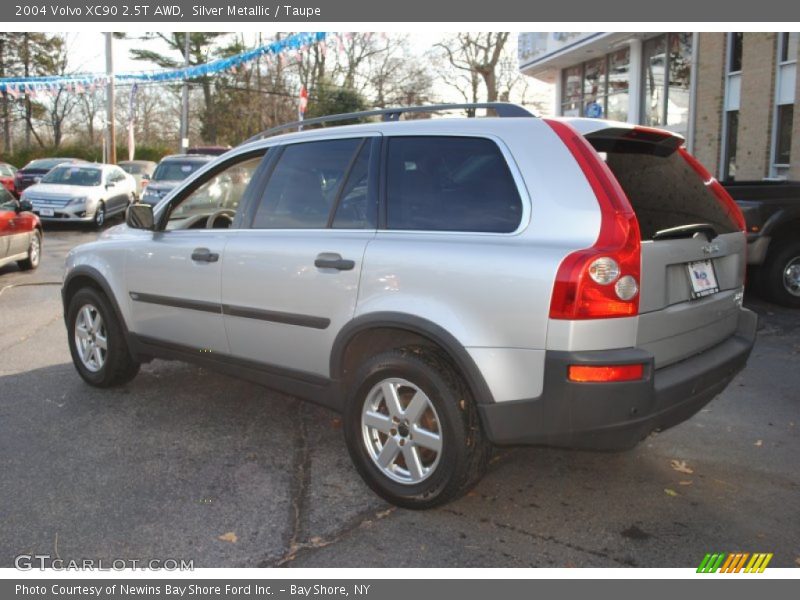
63 31 553 110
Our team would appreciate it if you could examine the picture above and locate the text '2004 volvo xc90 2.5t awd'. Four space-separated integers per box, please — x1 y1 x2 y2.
62 103 757 508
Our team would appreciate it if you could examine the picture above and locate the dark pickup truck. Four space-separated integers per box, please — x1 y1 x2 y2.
724 181 800 307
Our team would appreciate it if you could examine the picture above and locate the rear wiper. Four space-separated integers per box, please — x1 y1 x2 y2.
652 223 719 241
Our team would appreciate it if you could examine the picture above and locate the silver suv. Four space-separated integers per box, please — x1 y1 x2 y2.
62 104 757 508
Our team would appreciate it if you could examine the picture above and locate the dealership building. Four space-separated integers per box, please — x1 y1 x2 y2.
518 32 800 181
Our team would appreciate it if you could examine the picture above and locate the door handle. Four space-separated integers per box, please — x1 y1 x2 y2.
314 253 355 271
191 247 219 263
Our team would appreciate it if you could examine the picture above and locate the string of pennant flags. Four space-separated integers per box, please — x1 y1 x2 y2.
0 31 375 98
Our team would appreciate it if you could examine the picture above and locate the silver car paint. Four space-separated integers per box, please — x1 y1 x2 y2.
64 116 751 406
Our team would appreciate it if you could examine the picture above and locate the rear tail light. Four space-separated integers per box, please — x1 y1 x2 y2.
568 363 645 383
678 147 746 232
545 119 641 320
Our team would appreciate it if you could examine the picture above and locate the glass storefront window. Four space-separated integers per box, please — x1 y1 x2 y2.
562 65 583 116
666 33 693 133
608 48 630 95
642 33 692 137
643 36 667 127
559 47 629 121
583 57 607 115
606 93 629 123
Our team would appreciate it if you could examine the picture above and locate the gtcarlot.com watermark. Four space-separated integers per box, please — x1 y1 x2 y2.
14 554 194 571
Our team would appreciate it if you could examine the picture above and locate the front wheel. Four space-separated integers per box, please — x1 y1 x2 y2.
17 229 41 271
66 287 140 387
761 239 800 308
93 202 106 230
343 348 491 509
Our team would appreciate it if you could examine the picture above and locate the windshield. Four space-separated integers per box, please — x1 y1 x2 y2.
41 165 102 186
152 161 204 182
26 158 74 170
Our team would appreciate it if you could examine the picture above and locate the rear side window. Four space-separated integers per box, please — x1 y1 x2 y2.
597 144 740 239
252 138 362 229
386 136 522 233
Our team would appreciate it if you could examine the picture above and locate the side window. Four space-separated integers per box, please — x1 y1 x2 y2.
166 154 265 230
332 141 375 229
252 138 362 229
0 187 16 210
386 136 523 233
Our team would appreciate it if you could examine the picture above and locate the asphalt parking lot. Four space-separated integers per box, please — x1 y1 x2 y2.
1 223 798 569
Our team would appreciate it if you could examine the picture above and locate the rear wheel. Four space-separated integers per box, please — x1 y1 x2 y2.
343 347 491 509
761 239 800 308
17 229 41 271
67 287 140 387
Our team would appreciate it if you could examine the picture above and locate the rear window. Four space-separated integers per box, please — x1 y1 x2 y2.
386 136 522 233
594 140 739 239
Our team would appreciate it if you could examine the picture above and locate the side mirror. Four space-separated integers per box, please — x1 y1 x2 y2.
105 183 114 190
18 199 33 212
142 173 151 181
126 203 155 230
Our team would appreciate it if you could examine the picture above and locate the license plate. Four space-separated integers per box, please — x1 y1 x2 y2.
687 259 719 298
39 208 54 217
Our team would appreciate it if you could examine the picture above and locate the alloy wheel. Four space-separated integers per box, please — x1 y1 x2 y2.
74 304 108 372
361 377 443 484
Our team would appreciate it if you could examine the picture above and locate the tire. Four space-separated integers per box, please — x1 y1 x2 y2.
760 239 800 308
93 201 106 230
17 229 42 271
343 347 492 509
66 287 140 387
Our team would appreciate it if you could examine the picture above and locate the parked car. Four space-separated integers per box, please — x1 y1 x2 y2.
14 157 85 194
0 186 41 271
22 163 135 229
0 162 18 196
139 154 214 206
62 104 756 509
118 160 157 199
723 181 800 308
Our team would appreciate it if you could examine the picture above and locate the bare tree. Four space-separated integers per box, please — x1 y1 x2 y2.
434 33 511 111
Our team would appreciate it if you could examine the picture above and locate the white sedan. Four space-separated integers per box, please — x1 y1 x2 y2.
22 163 136 229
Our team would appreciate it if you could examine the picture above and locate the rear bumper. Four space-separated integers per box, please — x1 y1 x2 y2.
478 308 758 450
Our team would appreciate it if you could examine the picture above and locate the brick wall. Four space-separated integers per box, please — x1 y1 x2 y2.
791 38 800 180
693 33 726 178
736 33 778 180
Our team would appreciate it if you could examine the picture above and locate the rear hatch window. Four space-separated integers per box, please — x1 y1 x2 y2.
587 128 746 368
590 133 740 239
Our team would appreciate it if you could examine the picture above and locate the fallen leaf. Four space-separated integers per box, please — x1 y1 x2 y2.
218 532 238 544
795 557 800 567
754 440 763 447
664 488 679 497
679 480 693 486
330 418 341 429
670 460 694 474
309 536 324 545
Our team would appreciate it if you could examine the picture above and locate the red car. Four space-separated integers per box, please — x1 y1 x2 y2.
0 186 41 271
0 162 17 196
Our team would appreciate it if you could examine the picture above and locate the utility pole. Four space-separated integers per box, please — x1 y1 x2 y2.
179 32 190 153
105 32 116 164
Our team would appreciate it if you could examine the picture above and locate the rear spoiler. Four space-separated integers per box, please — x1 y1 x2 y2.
585 126 685 157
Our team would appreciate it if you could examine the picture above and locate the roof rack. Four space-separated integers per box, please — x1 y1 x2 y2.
243 102 536 144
